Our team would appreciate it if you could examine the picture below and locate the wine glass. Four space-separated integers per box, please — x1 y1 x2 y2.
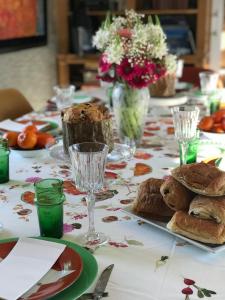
171 106 200 165
53 85 75 110
69 142 109 246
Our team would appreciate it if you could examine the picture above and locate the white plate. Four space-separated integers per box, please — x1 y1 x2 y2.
11 148 47 158
201 131 225 143
149 95 188 107
122 206 225 253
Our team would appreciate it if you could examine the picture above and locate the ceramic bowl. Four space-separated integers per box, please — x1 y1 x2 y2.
10 147 47 158
201 131 225 143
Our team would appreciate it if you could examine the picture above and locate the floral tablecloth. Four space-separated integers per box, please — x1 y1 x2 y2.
1 110 225 300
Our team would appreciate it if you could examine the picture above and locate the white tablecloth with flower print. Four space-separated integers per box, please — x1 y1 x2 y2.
0 109 225 300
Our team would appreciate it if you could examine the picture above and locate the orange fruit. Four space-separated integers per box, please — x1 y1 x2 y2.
17 131 37 149
36 132 55 148
198 116 214 131
3 131 19 147
212 110 225 123
22 124 38 134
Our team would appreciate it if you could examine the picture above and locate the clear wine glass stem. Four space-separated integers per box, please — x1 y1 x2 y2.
86 192 96 240
179 141 188 165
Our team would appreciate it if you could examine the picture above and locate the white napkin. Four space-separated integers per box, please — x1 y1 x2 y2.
0 119 48 132
0 237 66 300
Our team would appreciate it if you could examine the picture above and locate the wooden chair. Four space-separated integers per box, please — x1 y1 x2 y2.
0 88 33 121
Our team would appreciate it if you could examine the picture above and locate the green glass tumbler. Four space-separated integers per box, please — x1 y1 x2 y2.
179 136 199 165
0 138 10 184
34 179 65 238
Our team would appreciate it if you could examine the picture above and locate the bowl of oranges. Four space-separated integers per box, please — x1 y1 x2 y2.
198 109 225 143
3 125 56 158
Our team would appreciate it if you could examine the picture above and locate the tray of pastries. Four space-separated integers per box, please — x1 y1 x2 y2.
122 162 225 253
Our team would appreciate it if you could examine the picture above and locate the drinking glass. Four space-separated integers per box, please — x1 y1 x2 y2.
34 179 65 238
171 106 200 165
199 71 219 115
69 142 109 246
199 71 218 94
53 85 75 110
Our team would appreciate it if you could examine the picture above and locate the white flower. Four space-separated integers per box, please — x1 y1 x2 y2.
92 28 110 50
106 42 124 64
131 24 168 60
164 54 177 74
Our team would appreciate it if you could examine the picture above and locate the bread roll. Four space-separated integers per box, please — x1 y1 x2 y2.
189 195 225 224
167 211 225 244
133 178 174 221
171 162 225 196
160 176 195 211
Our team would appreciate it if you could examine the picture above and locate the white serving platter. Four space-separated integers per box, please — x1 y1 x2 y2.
149 95 188 107
122 205 225 253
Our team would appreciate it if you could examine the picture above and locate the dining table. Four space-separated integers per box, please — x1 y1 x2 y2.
1 91 225 300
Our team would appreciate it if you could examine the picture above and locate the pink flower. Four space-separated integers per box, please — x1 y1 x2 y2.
99 54 112 73
117 28 132 38
116 58 134 81
97 73 115 83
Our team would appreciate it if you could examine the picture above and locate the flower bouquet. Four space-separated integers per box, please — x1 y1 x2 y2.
93 10 176 147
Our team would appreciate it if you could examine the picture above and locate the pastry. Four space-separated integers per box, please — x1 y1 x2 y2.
171 162 225 196
167 211 225 244
160 176 195 211
61 102 114 154
189 194 225 224
133 178 174 221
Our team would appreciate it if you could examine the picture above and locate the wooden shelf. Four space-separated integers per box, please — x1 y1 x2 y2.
58 54 99 69
87 9 198 16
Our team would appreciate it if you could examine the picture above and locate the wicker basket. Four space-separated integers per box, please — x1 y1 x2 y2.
149 73 176 97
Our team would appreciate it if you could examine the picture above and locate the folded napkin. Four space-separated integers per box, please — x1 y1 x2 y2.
0 237 66 300
0 119 48 132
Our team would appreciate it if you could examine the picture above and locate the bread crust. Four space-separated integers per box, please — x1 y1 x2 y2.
133 178 174 221
160 176 195 211
189 195 225 224
167 211 225 244
171 162 225 196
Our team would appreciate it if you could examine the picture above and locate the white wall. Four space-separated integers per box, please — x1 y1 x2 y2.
0 0 57 110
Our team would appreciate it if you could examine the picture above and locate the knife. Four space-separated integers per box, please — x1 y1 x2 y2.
92 264 114 300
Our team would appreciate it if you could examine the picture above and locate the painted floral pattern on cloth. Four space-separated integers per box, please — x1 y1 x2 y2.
3 111 224 299
181 278 216 299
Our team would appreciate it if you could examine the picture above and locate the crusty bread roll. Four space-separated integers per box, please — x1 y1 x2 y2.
189 195 225 224
167 211 225 244
133 178 174 221
171 162 225 196
160 176 195 211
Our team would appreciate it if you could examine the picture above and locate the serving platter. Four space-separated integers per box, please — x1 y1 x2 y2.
149 94 188 107
122 206 225 253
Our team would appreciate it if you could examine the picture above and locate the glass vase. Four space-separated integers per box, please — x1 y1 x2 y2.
112 83 150 150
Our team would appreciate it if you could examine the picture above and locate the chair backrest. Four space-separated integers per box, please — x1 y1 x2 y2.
0 88 33 121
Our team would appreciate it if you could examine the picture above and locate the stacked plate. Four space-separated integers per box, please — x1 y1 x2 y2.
0 238 97 300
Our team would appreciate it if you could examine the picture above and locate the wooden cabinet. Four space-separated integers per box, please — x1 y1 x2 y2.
55 0 212 86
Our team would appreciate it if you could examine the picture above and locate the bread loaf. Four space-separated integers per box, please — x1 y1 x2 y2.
160 176 195 211
133 178 174 221
167 211 225 244
61 102 114 154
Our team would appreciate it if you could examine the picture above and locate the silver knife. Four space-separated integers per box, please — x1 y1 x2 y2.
92 264 114 300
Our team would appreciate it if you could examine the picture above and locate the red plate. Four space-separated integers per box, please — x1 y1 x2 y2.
0 241 83 300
